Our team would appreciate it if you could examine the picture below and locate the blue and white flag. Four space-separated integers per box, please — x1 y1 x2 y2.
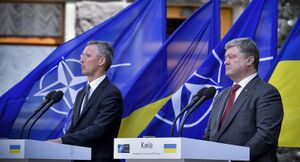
139 0 277 138
119 0 220 137
0 0 166 139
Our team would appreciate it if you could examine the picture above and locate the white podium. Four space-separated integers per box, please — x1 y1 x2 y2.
0 139 91 162
114 138 249 162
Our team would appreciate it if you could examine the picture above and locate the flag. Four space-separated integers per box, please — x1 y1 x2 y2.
139 0 278 138
267 17 300 147
118 0 220 137
163 144 177 153
0 0 166 139
9 145 21 154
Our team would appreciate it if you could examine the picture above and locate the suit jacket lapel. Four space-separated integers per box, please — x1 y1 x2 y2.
76 77 109 123
217 76 260 138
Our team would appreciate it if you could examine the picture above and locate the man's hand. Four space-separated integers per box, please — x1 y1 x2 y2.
48 138 62 144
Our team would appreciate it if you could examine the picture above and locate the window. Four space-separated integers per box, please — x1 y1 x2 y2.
0 0 65 45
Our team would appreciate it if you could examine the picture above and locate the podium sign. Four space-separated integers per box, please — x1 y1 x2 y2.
114 138 249 162
0 139 91 162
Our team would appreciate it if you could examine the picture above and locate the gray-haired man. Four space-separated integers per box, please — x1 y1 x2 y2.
50 41 123 162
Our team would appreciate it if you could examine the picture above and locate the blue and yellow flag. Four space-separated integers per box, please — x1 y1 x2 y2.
0 0 166 139
139 0 278 138
267 17 300 147
9 145 21 154
119 0 220 137
163 144 177 153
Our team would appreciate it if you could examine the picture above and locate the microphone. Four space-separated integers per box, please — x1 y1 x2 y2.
19 91 56 139
27 91 64 139
170 87 207 137
179 87 216 137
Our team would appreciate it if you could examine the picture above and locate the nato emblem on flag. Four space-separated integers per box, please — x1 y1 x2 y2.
10 57 87 139
140 49 224 138
118 144 130 153
140 0 278 139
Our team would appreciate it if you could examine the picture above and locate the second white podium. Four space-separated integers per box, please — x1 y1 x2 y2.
114 137 249 162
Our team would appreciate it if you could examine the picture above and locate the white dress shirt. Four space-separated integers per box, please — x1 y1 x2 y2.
233 73 257 101
80 74 106 114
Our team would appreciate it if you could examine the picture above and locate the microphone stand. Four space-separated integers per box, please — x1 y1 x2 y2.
179 97 206 137
27 91 64 139
170 88 207 137
179 87 216 137
19 100 50 139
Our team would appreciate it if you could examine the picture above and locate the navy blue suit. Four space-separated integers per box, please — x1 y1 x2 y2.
62 77 123 162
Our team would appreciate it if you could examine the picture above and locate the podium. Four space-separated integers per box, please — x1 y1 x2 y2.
0 139 91 162
114 138 249 162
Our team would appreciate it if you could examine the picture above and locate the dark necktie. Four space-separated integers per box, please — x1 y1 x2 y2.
80 85 90 115
220 84 240 127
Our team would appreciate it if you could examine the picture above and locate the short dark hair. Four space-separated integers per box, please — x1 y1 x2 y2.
87 40 114 71
225 37 259 70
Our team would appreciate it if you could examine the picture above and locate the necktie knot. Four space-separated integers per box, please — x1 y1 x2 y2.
232 84 240 93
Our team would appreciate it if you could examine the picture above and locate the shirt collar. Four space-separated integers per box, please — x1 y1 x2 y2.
88 74 106 92
234 73 257 88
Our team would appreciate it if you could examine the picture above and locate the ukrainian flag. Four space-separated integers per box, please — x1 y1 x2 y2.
9 145 21 154
164 144 177 153
268 17 300 147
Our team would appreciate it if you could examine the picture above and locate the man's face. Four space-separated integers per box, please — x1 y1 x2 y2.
224 46 249 81
80 45 103 77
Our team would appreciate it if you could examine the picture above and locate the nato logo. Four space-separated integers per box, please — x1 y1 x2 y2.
8 57 87 139
118 144 130 153
156 49 224 131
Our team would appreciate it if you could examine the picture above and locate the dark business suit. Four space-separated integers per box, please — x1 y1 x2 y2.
203 76 283 162
61 77 123 162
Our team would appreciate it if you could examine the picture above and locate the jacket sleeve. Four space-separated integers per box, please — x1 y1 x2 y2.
245 86 283 160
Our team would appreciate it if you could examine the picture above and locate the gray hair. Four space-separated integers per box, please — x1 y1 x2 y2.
225 37 259 70
87 40 114 71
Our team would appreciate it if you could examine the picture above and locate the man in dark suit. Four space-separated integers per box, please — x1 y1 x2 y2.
49 41 123 162
203 38 283 162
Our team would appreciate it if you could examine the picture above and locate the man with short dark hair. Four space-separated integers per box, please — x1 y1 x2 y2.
203 38 283 162
49 41 123 162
